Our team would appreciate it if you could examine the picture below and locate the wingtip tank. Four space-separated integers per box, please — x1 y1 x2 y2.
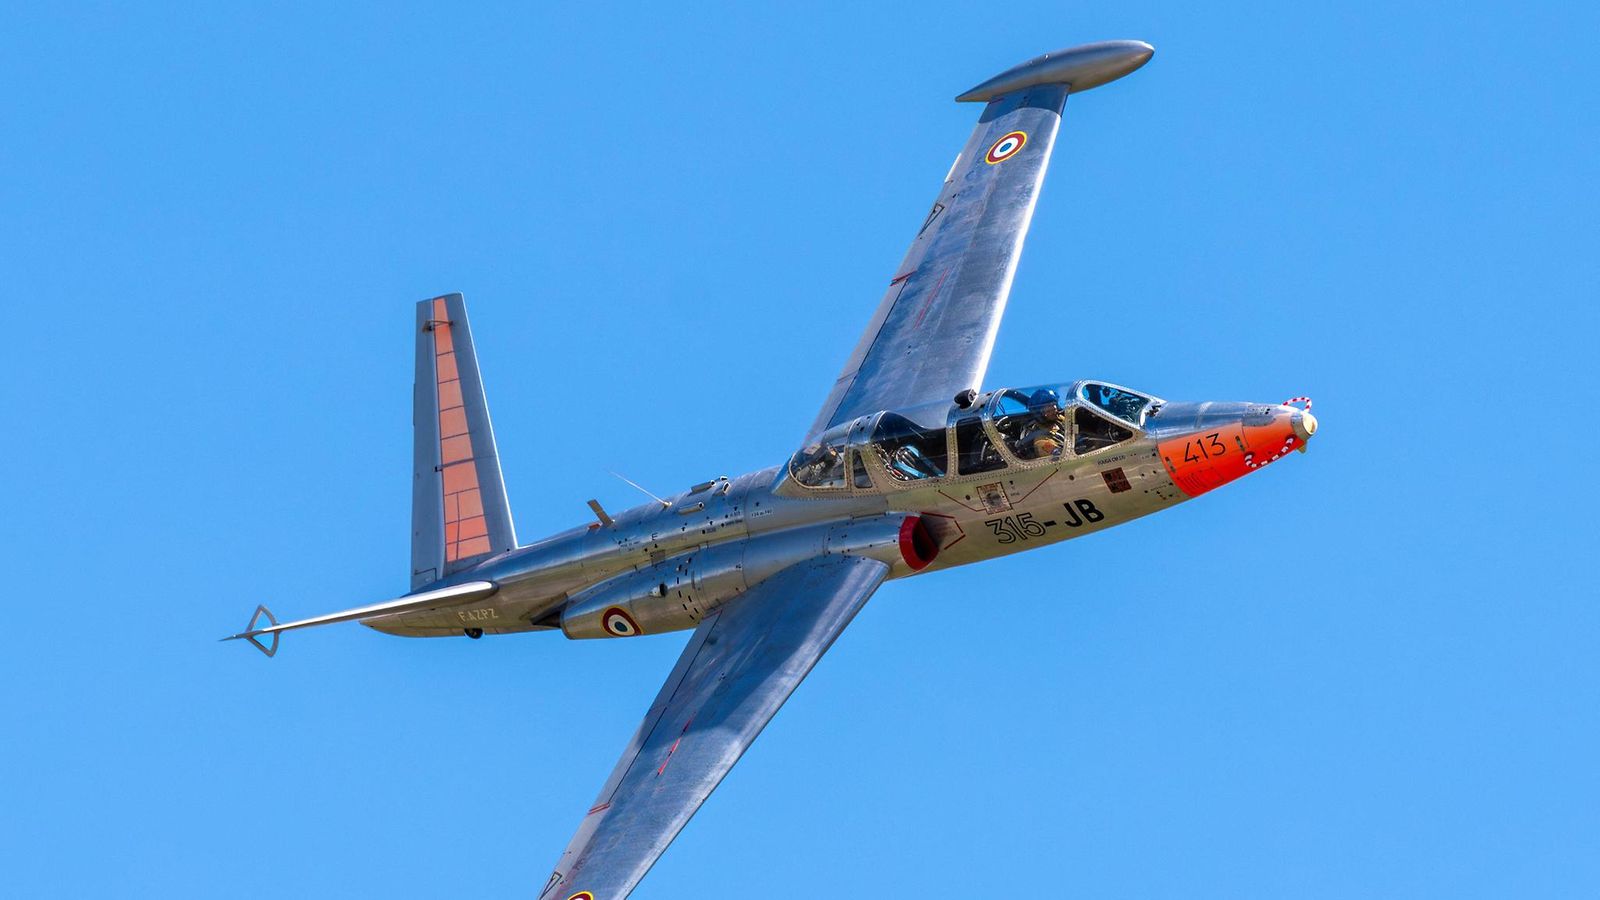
956 40 1154 102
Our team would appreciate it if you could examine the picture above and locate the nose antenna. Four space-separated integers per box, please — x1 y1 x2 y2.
1283 397 1316 452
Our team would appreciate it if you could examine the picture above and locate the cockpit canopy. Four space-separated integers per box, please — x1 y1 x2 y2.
788 424 852 490
786 380 1159 492
872 409 950 482
1081 381 1155 425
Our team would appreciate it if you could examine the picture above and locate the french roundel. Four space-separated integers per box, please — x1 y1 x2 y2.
985 131 1028 164
602 607 641 637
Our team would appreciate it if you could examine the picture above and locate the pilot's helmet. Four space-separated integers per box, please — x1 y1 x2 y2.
1030 388 1061 409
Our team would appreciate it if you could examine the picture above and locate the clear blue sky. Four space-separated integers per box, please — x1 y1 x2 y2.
4 3 1597 897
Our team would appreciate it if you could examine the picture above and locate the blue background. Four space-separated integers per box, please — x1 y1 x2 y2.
4 2 1597 897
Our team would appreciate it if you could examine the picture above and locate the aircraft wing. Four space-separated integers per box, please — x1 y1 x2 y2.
805 41 1153 442
538 554 890 900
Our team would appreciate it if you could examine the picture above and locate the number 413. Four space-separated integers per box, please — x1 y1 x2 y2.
1184 432 1227 463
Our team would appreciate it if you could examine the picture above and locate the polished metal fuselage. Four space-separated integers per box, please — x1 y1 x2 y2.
365 397 1296 638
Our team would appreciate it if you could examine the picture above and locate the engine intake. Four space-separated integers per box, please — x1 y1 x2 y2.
899 516 937 571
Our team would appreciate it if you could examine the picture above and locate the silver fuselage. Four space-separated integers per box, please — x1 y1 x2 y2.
365 392 1313 640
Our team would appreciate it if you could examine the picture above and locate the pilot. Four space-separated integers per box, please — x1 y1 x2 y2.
797 442 844 483
1018 398 1067 459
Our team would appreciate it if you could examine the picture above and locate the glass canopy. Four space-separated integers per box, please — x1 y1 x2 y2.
1080 382 1155 425
786 381 1156 491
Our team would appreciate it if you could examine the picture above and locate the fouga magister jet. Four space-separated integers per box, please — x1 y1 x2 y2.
227 40 1317 898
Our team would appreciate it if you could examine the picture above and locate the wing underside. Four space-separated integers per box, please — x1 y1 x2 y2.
539 555 890 900
805 83 1070 441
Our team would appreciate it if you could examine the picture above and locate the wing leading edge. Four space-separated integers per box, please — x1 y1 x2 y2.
805 41 1153 442
539 555 889 900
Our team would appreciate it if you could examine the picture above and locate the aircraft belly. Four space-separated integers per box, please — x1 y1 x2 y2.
363 590 561 636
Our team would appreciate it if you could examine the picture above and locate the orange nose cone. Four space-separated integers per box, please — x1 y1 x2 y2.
1241 406 1303 471
1158 403 1309 498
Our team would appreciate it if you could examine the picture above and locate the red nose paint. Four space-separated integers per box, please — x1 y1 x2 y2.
1158 411 1298 498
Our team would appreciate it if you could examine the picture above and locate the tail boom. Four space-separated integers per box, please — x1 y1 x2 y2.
221 581 500 656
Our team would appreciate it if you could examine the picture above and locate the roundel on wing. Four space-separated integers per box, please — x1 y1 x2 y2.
985 130 1028 164
566 892 596 900
602 607 642 637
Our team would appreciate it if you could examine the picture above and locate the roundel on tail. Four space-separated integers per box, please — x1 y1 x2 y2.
985 130 1028 164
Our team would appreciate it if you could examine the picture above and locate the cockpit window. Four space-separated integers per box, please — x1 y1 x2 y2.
991 388 1068 462
953 412 1006 475
871 412 948 482
788 426 849 489
851 452 873 489
1074 406 1134 454
1081 382 1153 425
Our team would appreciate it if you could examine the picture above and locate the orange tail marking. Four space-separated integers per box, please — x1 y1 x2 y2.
433 297 491 561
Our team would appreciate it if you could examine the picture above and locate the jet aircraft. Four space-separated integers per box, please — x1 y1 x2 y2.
227 40 1318 898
